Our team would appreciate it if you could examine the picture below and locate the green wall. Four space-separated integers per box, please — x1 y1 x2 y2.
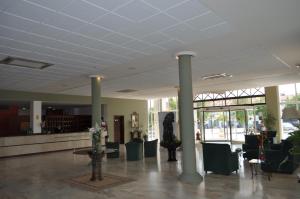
0 89 148 143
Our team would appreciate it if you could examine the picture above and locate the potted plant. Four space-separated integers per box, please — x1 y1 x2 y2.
263 113 276 131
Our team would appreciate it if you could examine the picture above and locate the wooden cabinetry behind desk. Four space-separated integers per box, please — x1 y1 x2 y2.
45 115 91 133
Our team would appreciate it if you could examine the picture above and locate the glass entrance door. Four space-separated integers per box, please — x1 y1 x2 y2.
203 111 230 141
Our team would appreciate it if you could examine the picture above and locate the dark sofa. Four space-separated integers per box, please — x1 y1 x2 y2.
144 139 158 157
125 141 143 161
202 143 239 175
242 135 260 160
261 140 298 174
105 142 120 158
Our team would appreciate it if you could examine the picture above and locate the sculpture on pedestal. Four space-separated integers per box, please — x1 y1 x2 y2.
160 112 181 161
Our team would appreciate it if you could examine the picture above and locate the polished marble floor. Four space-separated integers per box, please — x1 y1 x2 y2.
0 143 299 199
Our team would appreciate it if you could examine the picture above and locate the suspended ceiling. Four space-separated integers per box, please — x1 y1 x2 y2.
0 0 299 99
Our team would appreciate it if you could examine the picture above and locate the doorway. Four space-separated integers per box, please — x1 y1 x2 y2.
198 106 256 143
114 115 124 144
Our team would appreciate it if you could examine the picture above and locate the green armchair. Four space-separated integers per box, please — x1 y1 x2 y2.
125 141 143 161
144 139 158 157
106 142 119 158
202 143 239 175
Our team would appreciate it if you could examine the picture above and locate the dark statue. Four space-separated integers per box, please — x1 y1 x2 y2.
160 112 181 161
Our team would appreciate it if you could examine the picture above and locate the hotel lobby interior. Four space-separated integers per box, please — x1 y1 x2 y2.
0 0 300 198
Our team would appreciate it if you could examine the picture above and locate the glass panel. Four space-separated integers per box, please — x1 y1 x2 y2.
168 97 177 111
254 105 267 133
204 111 229 141
203 101 214 107
237 98 251 105
296 83 300 95
230 110 246 142
226 99 237 105
279 84 296 103
252 97 265 104
214 100 225 107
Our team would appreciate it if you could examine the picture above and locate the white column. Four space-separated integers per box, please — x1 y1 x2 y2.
30 101 42 133
90 75 102 127
177 51 202 184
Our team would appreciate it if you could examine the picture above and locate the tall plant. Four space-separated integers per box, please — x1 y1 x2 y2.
287 130 300 155
263 113 276 130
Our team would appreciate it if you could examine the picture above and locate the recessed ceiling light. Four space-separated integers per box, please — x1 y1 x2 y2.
296 64 300 69
202 73 233 80
0 56 53 69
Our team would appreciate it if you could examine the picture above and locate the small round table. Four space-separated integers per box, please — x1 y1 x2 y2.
249 159 272 181
73 148 117 181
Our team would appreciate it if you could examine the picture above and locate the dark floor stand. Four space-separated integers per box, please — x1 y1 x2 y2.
90 151 104 181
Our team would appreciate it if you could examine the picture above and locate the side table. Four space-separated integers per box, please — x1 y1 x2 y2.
249 159 272 181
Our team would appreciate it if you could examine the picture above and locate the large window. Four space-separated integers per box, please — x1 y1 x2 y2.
194 88 265 108
279 83 300 139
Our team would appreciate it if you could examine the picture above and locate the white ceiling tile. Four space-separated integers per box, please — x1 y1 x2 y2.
93 13 136 32
141 45 165 55
120 24 154 39
0 12 42 33
140 13 178 30
162 23 202 43
62 0 107 22
0 26 72 51
143 0 183 11
0 43 33 57
104 46 144 57
29 24 70 40
123 40 150 51
27 0 74 12
5 0 55 23
141 32 171 44
186 12 225 30
42 11 86 32
71 47 101 57
115 0 159 22
157 39 184 50
85 0 131 11
77 24 111 39
58 33 107 50
0 0 20 12
166 0 209 21
195 22 232 40
102 33 133 45
118 13 178 38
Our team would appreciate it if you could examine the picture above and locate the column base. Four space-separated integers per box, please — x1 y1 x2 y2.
178 172 203 184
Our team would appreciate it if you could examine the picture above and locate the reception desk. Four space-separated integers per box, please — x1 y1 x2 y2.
0 132 91 158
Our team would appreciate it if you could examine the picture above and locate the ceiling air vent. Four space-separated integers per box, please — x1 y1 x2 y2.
116 89 138 93
202 73 232 80
0 56 53 69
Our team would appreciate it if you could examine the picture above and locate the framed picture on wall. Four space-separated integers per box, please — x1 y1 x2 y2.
131 112 139 128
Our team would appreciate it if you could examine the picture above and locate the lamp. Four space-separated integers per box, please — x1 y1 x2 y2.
282 107 300 120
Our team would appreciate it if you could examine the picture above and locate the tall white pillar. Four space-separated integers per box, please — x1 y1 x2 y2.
90 75 102 127
177 51 202 184
30 101 42 133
